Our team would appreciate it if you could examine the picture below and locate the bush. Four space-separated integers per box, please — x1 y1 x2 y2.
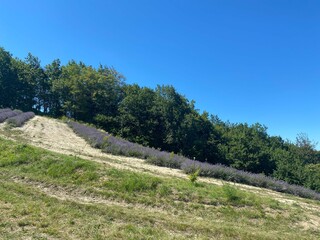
0 110 22 123
68 121 106 148
6 112 35 127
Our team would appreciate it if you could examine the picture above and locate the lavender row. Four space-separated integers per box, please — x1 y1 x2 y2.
68 121 187 167
68 121 107 148
68 121 320 200
181 161 320 200
0 110 22 123
6 112 35 127
0 108 12 113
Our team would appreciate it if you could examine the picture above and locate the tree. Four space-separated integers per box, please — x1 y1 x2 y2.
54 61 125 126
45 59 63 117
218 123 275 174
180 111 222 163
154 85 192 153
295 133 319 164
11 58 35 111
272 145 305 185
0 47 19 108
24 53 50 113
117 85 162 146
93 65 125 132
303 164 320 192
54 61 93 120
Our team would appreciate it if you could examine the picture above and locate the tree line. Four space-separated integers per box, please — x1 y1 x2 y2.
1 46 319 191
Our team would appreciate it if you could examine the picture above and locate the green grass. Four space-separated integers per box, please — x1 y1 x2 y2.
0 137 319 239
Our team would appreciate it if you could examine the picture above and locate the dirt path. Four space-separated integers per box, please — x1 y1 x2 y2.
1 116 320 214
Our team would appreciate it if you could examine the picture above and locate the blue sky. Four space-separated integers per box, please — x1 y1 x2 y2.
1 0 319 145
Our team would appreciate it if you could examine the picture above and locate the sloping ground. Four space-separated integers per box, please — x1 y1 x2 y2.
0 116 195 179
0 116 318 203
0 116 320 239
0 116 319 205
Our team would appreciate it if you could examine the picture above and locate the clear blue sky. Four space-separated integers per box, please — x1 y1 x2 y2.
1 0 320 145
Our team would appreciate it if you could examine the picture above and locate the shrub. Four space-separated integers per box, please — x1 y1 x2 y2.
6 112 35 127
188 169 200 183
68 121 106 148
0 110 22 123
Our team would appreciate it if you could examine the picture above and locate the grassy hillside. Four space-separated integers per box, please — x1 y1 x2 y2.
1 136 320 239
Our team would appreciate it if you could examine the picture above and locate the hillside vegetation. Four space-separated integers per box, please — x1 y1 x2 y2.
1 46 320 194
67 120 320 200
0 116 320 239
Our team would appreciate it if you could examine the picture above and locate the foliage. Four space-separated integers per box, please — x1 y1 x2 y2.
188 169 200 183
0 48 19 109
217 123 275 174
303 164 320 192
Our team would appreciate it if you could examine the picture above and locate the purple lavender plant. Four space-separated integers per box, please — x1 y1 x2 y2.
68 121 107 148
0 108 12 113
0 110 22 123
6 112 35 127
68 121 187 166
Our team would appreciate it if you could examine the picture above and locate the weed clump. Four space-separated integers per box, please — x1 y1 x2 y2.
188 169 200 184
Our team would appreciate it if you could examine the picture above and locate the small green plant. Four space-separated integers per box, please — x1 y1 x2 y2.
222 184 242 203
101 136 110 148
3 123 13 131
188 169 200 183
